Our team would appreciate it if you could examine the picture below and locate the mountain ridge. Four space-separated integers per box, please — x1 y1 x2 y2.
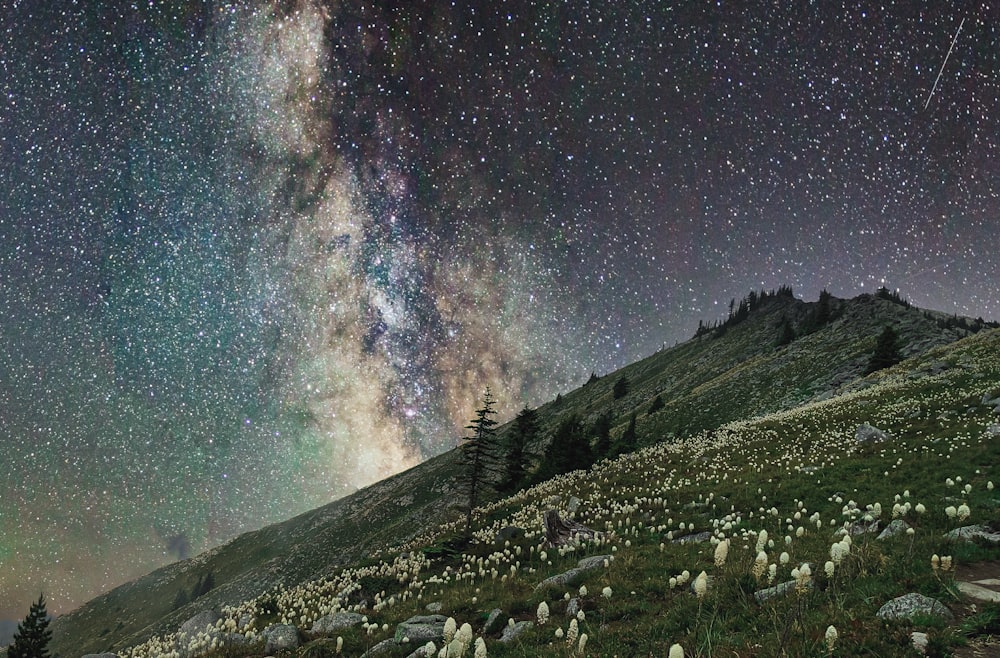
37 289 999 656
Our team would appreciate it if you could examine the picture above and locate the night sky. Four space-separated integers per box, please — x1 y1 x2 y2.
1 1 998 622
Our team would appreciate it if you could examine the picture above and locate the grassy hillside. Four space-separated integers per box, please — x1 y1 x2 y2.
43 292 999 657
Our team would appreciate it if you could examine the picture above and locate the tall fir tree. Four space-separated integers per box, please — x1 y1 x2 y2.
501 405 538 493
615 413 638 456
866 325 902 373
538 414 592 480
8 594 52 658
458 388 501 535
592 411 613 458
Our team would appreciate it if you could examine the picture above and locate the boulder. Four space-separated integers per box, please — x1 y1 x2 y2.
394 614 448 644
945 525 1000 543
877 519 910 540
911 631 929 655
499 620 534 644
567 496 582 514
179 610 222 637
957 581 1000 604
986 424 1000 437
535 567 585 591
483 608 504 634
875 593 953 621
424 601 443 613
263 624 301 653
576 555 612 570
361 638 396 657
754 580 798 603
565 598 581 618
312 611 364 634
671 531 712 544
495 526 525 543
855 423 889 443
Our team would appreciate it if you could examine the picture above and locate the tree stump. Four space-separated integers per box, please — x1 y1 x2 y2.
543 509 599 546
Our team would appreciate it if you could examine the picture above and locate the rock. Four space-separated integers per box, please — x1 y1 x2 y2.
957 581 1000 604
81 654 118 658
424 602 443 613
495 526 525 543
877 519 910 540
535 555 612 591
835 520 881 537
404 644 438 658
911 631 929 655
312 611 364 634
535 567 585 591
567 496 582 514
483 608 504 634
986 424 1000 437
945 525 1000 543
982 392 1000 406
499 620 534 644
671 531 712 544
576 555 613 570
753 580 797 603
179 610 222 637
565 598 580 618
361 638 396 657
855 423 889 443
876 593 953 621
263 624 301 653
394 614 448 644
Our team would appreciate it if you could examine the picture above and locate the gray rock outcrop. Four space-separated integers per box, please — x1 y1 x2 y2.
855 423 889 443
263 624 301 653
394 614 448 644
312 611 364 634
179 610 221 637
499 620 534 643
875 593 953 621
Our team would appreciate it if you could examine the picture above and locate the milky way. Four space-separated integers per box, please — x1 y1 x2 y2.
1 1 998 621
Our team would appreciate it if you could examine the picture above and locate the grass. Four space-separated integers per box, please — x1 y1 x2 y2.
104 328 1000 658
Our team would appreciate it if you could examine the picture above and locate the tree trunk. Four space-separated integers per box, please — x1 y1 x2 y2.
543 509 599 546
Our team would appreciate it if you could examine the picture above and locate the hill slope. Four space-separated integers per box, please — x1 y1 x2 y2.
44 291 999 657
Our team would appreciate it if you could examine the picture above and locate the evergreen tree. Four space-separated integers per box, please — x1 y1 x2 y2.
538 415 591 480
776 315 797 347
612 375 629 400
501 405 538 493
8 594 52 658
458 388 501 535
592 411 613 458
615 414 638 456
171 588 189 610
866 325 902 373
647 394 664 416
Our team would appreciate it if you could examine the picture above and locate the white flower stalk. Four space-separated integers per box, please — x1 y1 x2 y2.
536 601 550 625
694 571 708 599
825 625 838 652
714 539 730 567
577 633 588 655
474 637 487 658
941 555 953 572
752 551 768 580
931 554 940 572
602 586 613 599
566 618 579 645
755 530 768 554
794 563 812 594
945 505 958 520
957 503 971 522
824 560 835 579
668 643 685 658
444 617 457 643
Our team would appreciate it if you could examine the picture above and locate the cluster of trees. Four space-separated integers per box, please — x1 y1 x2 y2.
874 286 911 308
929 312 1000 334
695 286 795 339
7 594 51 658
457 385 645 535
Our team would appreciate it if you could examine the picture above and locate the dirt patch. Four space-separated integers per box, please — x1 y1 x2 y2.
951 561 1000 658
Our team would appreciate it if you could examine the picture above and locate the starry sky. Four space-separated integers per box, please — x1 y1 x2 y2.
1 0 998 623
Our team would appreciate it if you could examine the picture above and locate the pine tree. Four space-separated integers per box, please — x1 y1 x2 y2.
866 325 902 373
615 414 638 456
592 411 613 458
501 405 538 493
458 388 501 535
8 594 52 658
538 415 591 480
647 394 664 415
612 375 629 400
